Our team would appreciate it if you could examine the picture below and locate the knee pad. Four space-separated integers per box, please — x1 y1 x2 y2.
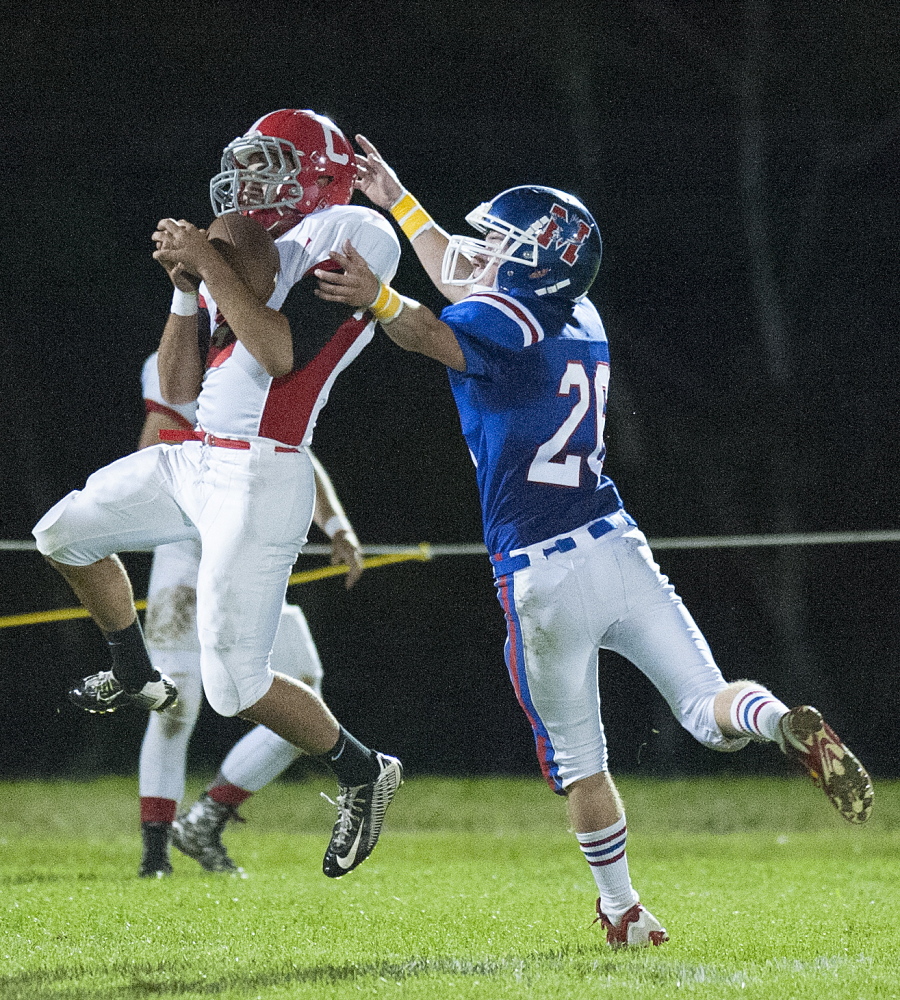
32 491 95 564
199 644 274 718
553 739 609 793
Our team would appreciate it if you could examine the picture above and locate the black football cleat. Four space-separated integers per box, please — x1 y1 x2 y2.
172 794 244 873
139 822 173 878
68 670 178 714
322 752 403 878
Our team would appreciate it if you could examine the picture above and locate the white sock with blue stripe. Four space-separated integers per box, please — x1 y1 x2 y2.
577 817 639 922
729 686 789 742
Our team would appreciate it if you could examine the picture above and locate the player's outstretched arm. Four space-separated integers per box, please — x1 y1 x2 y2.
309 451 364 589
354 135 470 304
153 218 292 377
314 242 465 371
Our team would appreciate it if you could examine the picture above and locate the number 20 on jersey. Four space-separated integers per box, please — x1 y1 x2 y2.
527 361 610 488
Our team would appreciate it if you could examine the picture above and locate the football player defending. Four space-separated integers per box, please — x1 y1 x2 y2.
137 352 364 878
312 139 875 946
33 110 403 879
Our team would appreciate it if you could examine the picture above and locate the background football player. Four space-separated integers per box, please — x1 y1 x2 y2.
137 351 364 878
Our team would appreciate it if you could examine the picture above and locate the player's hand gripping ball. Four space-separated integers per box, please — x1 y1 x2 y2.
207 212 280 303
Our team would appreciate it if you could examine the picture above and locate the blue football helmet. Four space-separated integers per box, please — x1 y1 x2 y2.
441 185 602 300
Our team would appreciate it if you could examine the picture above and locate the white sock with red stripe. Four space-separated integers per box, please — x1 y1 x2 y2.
729 686 789 742
577 817 639 923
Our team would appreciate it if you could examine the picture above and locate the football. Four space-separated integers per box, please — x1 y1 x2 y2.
207 212 280 303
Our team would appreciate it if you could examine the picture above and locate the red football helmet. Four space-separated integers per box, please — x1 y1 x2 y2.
209 109 357 235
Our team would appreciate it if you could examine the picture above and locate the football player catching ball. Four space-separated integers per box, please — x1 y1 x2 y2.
34 111 403 880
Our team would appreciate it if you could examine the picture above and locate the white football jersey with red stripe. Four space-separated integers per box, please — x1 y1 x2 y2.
141 352 198 429
196 204 400 446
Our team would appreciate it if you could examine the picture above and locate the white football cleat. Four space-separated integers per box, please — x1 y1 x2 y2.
595 901 669 948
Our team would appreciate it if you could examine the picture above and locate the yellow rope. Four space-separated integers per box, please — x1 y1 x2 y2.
0 544 431 630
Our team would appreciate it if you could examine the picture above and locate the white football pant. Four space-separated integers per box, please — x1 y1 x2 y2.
496 513 748 792
33 439 315 716
137 537 323 802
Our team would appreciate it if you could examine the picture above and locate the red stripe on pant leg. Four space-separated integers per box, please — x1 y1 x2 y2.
497 574 560 792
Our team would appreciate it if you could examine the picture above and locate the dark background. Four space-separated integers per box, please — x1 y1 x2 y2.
1 2 898 783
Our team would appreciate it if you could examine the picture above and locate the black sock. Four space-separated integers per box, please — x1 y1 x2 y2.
316 727 379 787
103 619 159 692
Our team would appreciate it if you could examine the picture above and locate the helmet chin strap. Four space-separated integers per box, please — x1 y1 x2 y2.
534 277 572 296
242 206 304 237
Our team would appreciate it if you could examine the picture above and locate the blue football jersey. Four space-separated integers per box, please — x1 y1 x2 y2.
441 289 623 554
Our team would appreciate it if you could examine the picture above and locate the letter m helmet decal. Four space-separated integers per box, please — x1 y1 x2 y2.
536 204 593 267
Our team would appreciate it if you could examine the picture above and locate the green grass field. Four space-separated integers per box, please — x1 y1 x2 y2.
1 775 897 999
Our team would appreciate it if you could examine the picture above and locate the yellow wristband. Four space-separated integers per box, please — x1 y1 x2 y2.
369 282 405 324
389 190 435 241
